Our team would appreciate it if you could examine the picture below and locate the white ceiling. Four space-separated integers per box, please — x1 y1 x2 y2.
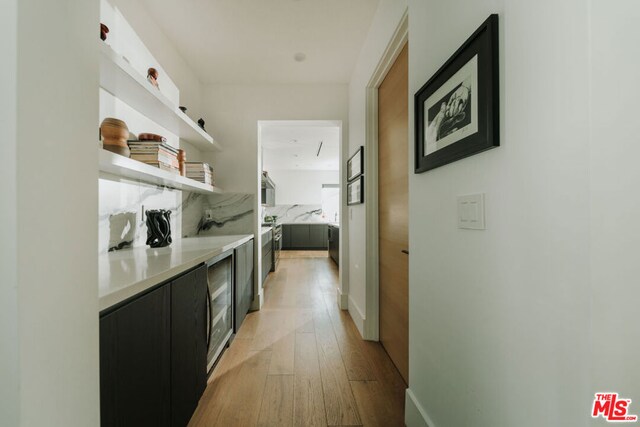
261 122 340 171
140 0 380 84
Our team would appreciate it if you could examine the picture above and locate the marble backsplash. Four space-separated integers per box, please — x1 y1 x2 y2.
264 205 327 223
99 174 182 254
183 192 254 237
100 169 255 252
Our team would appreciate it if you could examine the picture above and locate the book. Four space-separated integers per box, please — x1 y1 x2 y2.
128 142 179 155
144 161 179 173
131 153 179 168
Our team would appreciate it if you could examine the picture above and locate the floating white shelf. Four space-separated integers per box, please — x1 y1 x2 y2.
99 149 223 195
99 43 222 152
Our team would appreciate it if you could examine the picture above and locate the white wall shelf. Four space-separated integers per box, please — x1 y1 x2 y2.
99 43 222 152
99 149 223 195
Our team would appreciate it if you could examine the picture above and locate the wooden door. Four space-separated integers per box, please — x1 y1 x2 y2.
378 43 409 383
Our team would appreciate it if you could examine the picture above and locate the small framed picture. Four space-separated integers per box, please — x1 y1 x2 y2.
347 175 364 205
347 146 364 182
415 14 499 173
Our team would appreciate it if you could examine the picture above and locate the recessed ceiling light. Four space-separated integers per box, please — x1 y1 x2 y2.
290 139 297 143
293 52 306 62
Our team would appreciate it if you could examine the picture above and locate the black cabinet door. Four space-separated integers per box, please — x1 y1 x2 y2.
235 239 254 331
329 226 339 266
170 265 208 427
291 225 310 248
282 225 291 249
309 225 328 249
262 250 272 284
100 285 171 427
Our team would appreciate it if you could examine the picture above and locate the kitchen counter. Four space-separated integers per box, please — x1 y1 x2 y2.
99 234 253 311
261 226 273 235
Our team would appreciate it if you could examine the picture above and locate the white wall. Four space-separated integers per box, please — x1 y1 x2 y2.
268 169 339 205
589 2 640 425
7 0 100 425
406 0 600 426
108 0 205 123
347 0 408 333
0 0 19 424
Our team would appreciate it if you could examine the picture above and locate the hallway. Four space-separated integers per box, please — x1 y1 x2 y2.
189 253 406 426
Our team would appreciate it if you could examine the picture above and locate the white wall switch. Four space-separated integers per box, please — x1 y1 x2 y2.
457 193 485 230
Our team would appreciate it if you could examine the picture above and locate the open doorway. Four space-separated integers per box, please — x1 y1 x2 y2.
256 120 343 301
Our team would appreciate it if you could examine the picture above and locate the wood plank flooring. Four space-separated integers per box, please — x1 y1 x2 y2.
189 254 406 427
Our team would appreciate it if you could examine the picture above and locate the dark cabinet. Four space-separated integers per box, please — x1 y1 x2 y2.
261 187 275 207
170 265 208 427
261 175 276 207
309 224 328 248
101 265 209 427
100 285 171 427
291 225 309 249
282 224 328 250
282 224 291 249
234 239 254 331
328 225 339 266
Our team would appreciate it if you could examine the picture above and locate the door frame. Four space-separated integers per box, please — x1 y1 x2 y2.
363 11 408 341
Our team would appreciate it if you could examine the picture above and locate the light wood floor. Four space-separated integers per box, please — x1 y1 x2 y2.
189 254 407 427
280 250 329 259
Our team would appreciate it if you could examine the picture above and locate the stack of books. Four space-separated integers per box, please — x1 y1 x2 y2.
129 141 179 173
185 162 214 186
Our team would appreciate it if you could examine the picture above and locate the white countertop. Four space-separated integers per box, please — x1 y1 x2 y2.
261 226 273 234
99 235 253 311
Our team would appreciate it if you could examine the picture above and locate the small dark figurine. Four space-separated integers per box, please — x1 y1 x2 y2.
100 23 109 41
197 118 206 131
147 67 159 89
179 106 187 113
145 209 172 248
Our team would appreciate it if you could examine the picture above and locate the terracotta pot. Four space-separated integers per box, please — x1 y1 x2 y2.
138 133 166 142
100 23 109 41
100 118 130 157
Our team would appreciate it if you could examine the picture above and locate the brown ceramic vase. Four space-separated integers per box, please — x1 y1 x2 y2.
100 118 130 157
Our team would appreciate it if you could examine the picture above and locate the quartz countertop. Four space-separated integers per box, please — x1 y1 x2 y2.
261 226 273 234
99 235 253 311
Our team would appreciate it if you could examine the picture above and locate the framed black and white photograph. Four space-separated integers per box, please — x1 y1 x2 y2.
347 175 364 205
415 14 499 173
347 146 364 182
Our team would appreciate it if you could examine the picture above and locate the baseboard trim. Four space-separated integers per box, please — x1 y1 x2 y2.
250 290 264 311
336 287 349 310
347 295 365 336
405 388 435 427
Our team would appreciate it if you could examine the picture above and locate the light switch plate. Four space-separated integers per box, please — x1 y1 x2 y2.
457 193 485 230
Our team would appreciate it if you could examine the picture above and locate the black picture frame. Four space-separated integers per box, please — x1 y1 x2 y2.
347 146 364 182
347 175 364 205
415 14 499 173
